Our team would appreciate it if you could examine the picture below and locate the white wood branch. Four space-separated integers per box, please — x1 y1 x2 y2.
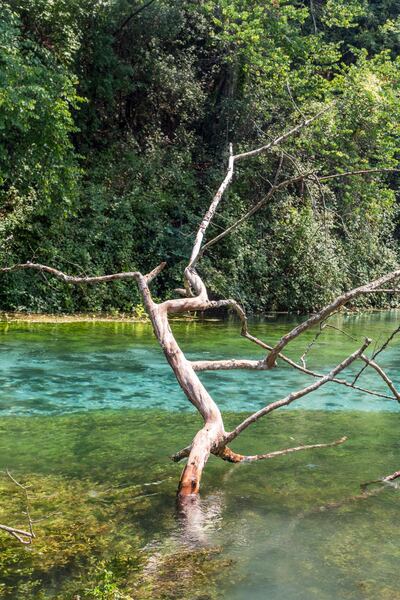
189 145 234 268
191 357 395 400
224 338 371 444
189 106 332 269
360 355 400 402
0 262 166 286
233 106 331 162
265 269 400 367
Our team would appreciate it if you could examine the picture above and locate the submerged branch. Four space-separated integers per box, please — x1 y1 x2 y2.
0 524 35 545
315 468 400 512
361 469 400 490
0 471 35 545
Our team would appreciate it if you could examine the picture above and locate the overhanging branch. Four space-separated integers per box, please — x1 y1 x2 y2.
224 338 371 444
265 270 400 367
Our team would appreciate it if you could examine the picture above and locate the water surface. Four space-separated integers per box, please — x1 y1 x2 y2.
1 311 399 415
0 313 399 599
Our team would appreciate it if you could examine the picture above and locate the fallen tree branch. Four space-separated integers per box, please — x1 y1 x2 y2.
360 355 400 402
0 524 35 545
361 469 400 490
352 322 400 386
190 303 396 402
2 102 399 499
224 338 371 444
200 174 306 256
189 106 332 270
233 106 331 162
217 436 347 463
191 357 395 400
189 145 234 268
315 468 400 512
200 167 398 258
265 271 400 367
0 471 35 545
318 167 400 182
0 261 166 286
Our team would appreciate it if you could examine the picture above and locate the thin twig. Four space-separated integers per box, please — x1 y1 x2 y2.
352 323 400 386
224 338 371 444
0 471 35 545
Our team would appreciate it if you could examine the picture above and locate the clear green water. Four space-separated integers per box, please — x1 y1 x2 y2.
0 313 399 599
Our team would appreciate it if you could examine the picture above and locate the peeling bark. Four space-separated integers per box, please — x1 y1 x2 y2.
217 436 347 463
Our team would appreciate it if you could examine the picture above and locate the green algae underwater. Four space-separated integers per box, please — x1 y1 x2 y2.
0 314 399 599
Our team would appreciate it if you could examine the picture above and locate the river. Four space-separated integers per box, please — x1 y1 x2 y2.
0 312 399 599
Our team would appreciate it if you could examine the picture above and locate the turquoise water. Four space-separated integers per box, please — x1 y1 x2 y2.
1 311 399 416
0 313 399 599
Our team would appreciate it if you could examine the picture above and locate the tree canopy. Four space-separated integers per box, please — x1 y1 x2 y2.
1 0 400 313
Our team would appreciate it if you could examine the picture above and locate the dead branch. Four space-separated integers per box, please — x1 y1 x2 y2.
190 302 396 402
233 106 331 162
360 355 400 402
265 270 400 367
224 338 371 444
0 471 35 545
189 145 234 268
361 469 400 490
200 168 399 261
299 319 328 369
0 524 35 545
352 322 400 386
0 261 166 286
318 167 400 182
217 436 347 463
314 468 400 513
189 107 332 269
191 357 395 400
200 174 306 256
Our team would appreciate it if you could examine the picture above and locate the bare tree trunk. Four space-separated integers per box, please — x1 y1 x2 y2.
2 105 399 501
147 302 225 497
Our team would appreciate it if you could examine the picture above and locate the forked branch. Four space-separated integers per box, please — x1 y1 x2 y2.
265 270 400 367
224 338 371 444
0 524 35 545
2 102 399 499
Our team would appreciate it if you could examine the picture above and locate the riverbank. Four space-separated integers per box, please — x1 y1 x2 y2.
1 306 397 324
0 311 211 324
0 311 145 324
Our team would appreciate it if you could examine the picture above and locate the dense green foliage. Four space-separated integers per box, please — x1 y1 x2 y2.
0 1 400 312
